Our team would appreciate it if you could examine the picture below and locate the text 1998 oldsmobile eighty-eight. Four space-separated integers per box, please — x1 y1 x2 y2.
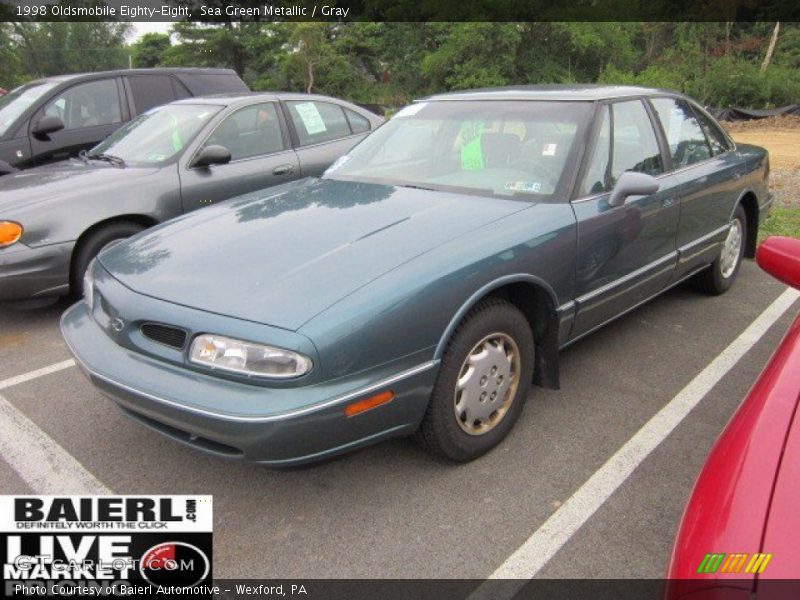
60 85 772 466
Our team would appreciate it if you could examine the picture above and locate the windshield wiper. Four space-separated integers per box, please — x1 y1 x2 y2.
88 153 126 167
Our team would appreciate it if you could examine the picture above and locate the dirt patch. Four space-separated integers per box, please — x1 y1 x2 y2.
730 129 800 171
721 120 800 208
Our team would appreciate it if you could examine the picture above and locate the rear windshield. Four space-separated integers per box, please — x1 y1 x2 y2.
325 100 592 201
0 81 58 138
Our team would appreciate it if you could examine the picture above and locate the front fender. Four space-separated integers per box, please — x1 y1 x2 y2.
300 202 577 380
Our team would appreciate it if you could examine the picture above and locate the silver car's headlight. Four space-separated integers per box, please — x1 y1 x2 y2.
83 263 95 311
189 334 313 379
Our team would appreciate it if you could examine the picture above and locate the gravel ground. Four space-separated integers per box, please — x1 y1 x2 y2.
768 167 800 208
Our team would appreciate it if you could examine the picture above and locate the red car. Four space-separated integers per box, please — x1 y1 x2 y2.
666 236 800 599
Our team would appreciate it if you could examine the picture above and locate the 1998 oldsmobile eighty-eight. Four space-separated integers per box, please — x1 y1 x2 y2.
61 86 772 466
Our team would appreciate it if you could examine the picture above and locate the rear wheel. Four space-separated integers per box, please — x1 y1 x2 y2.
415 298 534 462
70 222 144 298
694 203 747 295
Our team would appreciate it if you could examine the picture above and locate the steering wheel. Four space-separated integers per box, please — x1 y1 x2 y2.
508 158 559 183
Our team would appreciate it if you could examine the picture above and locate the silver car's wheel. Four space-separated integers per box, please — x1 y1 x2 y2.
720 218 743 279
454 333 520 435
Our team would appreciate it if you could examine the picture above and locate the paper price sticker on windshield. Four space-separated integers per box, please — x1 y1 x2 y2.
1 495 213 596
542 143 557 156
294 102 327 135
504 181 542 193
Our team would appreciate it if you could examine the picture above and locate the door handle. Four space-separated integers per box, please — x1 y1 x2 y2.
661 197 675 208
272 164 295 176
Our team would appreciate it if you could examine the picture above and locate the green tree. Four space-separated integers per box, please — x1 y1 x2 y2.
131 32 171 68
0 23 25 88
11 22 131 77
421 23 521 90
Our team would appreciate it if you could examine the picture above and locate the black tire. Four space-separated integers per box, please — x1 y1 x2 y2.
70 222 144 298
693 203 747 296
415 298 534 462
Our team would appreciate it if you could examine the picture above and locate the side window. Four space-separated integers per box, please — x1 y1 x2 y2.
287 101 352 146
345 108 371 134
204 103 285 162
651 98 712 168
691 105 731 156
127 76 176 114
43 79 121 130
611 100 663 181
580 105 611 196
579 100 662 196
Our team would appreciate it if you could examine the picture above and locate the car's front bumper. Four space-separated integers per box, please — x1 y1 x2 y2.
61 302 439 466
0 241 73 302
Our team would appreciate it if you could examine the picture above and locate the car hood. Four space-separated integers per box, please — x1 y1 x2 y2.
0 160 158 214
99 178 530 331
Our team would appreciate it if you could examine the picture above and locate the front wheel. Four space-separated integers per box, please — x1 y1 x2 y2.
694 203 747 295
70 222 145 298
415 298 534 462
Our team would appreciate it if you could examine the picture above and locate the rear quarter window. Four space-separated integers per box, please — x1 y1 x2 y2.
127 75 176 114
287 101 353 146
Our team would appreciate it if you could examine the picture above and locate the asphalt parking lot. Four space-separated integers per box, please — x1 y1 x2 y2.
1 259 798 581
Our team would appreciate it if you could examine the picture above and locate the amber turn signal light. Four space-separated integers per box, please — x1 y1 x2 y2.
0 221 23 248
344 390 394 417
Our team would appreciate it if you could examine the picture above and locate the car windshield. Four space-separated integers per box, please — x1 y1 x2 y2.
0 81 59 138
325 100 592 200
88 104 222 167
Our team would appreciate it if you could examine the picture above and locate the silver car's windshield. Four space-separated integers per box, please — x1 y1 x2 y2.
325 100 592 200
0 81 59 138
89 104 222 167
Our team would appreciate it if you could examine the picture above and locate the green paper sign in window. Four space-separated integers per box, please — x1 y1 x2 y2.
459 121 484 171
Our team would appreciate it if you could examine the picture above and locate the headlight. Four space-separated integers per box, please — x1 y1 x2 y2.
83 263 95 310
189 334 313 379
0 221 23 248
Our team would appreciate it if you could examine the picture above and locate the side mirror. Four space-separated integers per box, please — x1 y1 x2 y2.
192 145 231 168
757 236 800 290
608 172 660 207
32 115 65 138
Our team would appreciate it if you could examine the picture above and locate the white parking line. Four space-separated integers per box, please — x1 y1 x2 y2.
0 359 76 391
0 390 112 494
471 287 800 596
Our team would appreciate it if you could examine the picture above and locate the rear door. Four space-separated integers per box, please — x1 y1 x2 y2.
179 101 299 213
649 97 743 280
283 100 373 176
570 99 681 339
28 77 126 165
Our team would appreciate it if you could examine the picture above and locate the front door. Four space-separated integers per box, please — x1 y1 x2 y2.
570 99 680 339
29 78 125 165
179 102 300 214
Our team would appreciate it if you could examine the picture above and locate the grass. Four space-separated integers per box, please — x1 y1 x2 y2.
758 206 800 242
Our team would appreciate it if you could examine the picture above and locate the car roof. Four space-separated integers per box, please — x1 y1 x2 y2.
29 68 239 85
171 91 369 108
421 84 678 102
